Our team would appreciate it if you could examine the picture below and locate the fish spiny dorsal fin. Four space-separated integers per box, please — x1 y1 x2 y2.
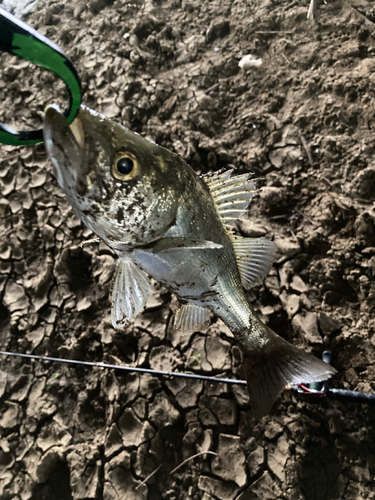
111 256 152 329
174 304 211 334
203 169 258 229
231 236 278 290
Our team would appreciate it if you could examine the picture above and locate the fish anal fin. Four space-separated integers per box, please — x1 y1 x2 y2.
111 256 152 329
232 236 278 289
203 170 258 228
240 330 336 419
174 304 211 334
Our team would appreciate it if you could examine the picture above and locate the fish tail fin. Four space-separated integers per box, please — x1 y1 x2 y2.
240 324 336 419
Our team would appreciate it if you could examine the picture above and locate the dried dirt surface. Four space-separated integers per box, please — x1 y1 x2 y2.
1 0 375 499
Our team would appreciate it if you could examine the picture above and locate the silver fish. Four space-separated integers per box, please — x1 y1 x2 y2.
44 104 336 418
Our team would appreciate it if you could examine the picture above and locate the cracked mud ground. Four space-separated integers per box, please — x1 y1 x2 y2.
1 0 375 499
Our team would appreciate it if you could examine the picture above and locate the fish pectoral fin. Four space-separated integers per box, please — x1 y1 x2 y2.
231 236 278 290
149 237 223 254
110 256 152 329
174 304 211 334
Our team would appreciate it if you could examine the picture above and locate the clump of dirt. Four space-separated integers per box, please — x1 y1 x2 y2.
1 1 375 499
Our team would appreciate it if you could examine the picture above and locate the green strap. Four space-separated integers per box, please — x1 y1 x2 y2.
0 7 81 146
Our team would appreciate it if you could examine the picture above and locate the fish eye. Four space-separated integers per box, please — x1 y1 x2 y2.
112 152 141 181
117 157 133 175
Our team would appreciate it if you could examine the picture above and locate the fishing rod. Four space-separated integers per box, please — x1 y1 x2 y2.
1 350 374 406
0 350 247 385
288 351 375 406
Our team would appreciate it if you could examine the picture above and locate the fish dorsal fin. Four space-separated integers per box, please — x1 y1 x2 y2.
111 256 152 329
203 169 258 228
174 304 211 334
231 236 278 290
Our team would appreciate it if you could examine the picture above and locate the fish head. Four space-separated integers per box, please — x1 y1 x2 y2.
44 105 185 250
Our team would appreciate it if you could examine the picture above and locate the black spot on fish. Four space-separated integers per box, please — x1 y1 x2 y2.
126 203 136 216
117 207 124 223
76 177 88 196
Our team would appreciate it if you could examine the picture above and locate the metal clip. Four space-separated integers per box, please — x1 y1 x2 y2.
0 7 81 146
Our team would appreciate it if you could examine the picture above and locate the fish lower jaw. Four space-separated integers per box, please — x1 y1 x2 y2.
80 216 134 251
93 234 133 254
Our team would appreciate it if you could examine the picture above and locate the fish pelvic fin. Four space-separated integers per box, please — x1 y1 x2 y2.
239 325 337 420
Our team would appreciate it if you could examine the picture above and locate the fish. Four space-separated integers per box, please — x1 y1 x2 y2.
43 104 336 418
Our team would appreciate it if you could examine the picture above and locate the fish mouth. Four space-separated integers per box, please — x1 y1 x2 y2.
44 105 84 174
44 104 97 203
44 104 84 151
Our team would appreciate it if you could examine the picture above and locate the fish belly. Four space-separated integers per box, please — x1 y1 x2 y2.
130 245 226 304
